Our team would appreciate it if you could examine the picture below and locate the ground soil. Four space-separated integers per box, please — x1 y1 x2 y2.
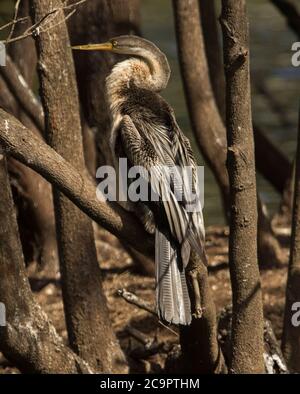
0 225 290 374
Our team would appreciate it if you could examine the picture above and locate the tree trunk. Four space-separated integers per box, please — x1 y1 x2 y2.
271 0 300 39
253 124 292 194
0 108 154 258
180 252 227 374
221 0 264 373
199 0 226 120
282 109 300 372
31 0 127 372
173 0 230 214
0 2 57 271
68 0 153 274
0 154 93 374
176 0 284 267
68 0 141 168
200 0 291 195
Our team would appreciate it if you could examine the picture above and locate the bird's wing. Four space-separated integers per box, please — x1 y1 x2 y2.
167 109 206 260
119 113 205 265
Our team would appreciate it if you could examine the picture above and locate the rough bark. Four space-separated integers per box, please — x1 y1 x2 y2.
221 0 264 373
68 0 153 275
31 0 127 372
282 109 300 372
175 0 283 267
0 108 154 258
180 251 227 374
0 53 56 270
173 0 230 213
0 5 57 271
68 0 141 168
0 154 93 374
219 308 288 374
200 0 291 195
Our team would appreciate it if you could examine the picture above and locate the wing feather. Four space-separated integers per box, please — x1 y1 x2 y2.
119 111 205 264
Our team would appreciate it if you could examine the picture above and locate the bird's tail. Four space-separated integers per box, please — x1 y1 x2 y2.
155 228 191 325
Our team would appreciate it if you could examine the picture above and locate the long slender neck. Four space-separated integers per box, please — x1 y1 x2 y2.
106 51 170 115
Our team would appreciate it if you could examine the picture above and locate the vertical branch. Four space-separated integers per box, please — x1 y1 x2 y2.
172 0 230 213
180 252 227 374
282 108 300 372
8 0 37 84
200 0 290 197
221 0 264 373
0 154 92 374
0 0 57 271
68 0 153 275
30 0 127 372
271 0 300 39
199 0 226 120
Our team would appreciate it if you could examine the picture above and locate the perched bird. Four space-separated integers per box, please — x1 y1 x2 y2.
72 36 205 325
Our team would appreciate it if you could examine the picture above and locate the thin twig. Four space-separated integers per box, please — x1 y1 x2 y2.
125 325 155 349
3 0 88 45
0 16 28 32
7 0 21 41
0 109 155 257
118 288 178 336
118 288 156 315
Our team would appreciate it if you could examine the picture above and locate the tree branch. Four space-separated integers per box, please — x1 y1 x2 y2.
221 0 264 373
282 107 300 372
0 54 44 134
31 0 128 372
1 0 88 45
0 155 93 374
118 289 156 316
173 0 230 213
199 0 292 194
271 0 300 39
0 109 154 258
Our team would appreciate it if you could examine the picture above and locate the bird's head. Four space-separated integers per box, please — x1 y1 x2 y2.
73 35 161 57
72 35 171 91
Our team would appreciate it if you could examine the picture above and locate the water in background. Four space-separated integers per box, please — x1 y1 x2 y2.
0 0 299 225
141 0 300 225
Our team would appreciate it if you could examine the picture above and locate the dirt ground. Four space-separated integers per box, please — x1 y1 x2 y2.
0 225 290 374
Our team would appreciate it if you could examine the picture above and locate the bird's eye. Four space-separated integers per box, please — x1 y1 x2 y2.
111 40 118 47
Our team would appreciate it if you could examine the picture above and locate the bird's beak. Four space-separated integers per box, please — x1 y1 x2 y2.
71 42 113 51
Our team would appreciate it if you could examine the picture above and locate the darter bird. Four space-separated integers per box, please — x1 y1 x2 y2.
72 36 206 325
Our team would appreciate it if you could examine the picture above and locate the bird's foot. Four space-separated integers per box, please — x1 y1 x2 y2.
189 269 203 319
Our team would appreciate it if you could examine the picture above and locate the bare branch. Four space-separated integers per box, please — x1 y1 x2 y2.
0 155 93 374
0 108 154 258
0 54 44 134
125 326 156 349
271 0 300 39
0 16 28 32
221 0 264 373
282 108 300 372
118 288 156 316
31 0 127 372
118 288 178 337
7 0 21 40
2 0 88 45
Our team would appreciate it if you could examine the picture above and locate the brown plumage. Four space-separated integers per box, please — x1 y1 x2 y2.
73 36 206 325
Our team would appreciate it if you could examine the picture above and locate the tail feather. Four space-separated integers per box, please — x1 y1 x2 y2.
155 229 191 325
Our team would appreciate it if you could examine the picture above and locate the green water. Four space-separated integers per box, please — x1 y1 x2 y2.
1 0 299 225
